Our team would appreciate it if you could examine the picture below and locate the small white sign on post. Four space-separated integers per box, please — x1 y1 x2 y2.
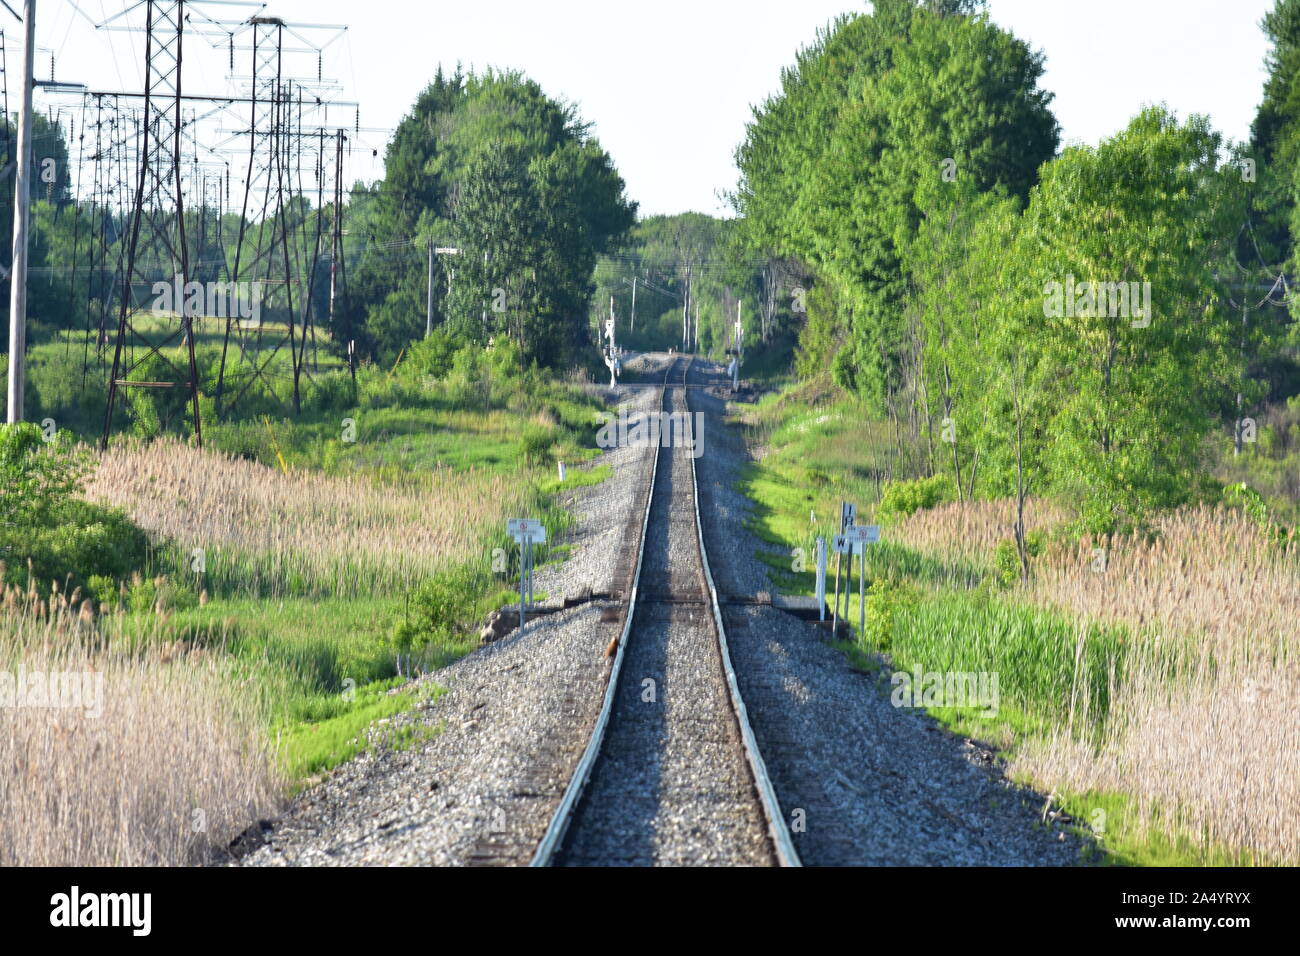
508 518 547 628
844 525 880 545
841 525 881 636
507 518 547 544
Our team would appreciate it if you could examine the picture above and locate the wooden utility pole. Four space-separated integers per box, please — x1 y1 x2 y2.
6 0 35 424
630 275 637 333
1234 297 1247 456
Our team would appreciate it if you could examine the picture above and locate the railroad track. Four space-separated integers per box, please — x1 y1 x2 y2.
530 355 800 867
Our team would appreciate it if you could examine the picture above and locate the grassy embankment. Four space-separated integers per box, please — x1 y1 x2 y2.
735 380 1299 867
4 326 612 867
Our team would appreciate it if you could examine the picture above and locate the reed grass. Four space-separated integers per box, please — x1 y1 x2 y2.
86 438 530 598
893 500 1300 863
0 580 280 866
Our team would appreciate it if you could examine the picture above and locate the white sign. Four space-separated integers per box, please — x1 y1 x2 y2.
508 518 547 543
844 525 880 544
840 502 857 530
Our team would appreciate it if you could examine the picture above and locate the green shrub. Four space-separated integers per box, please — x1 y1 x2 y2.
400 330 458 381
0 422 151 594
387 564 487 661
876 475 955 523
303 371 358 414
15 498 150 590
994 539 1022 587
1223 481 1269 525
861 579 920 652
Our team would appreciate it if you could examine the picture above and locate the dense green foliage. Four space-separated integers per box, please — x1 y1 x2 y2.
0 422 148 591
736 0 1299 538
343 69 636 368
735 0 1059 407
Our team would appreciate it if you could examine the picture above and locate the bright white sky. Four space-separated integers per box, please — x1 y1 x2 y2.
18 0 1280 217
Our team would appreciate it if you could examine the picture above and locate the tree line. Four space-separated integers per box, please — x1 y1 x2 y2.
733 0 1299 554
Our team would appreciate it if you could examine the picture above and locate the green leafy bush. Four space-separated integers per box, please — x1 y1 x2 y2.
1223 481 1269 525
386 564 488 665
0 422 150 594
876 475 955 523
994 540 1022 588
303 371 358 414
860 579 920 653
18 498 150 590
400 329 458 381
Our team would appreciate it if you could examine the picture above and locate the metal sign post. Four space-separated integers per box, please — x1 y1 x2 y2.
842 525 881 637
602 299 620 388
831 534 847 635
815 535 827 621
508 519 547 629
838 502 856 622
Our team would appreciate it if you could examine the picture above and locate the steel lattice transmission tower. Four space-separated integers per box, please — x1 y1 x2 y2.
101 0 203 449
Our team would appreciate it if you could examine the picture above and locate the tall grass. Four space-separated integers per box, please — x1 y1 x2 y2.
86 438 530 598
1016 656 1300 865
0 580 280 865
892 500 1300 863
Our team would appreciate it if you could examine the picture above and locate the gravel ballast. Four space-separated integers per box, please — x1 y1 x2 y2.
232 352 1086 866
232 358 672 867
689 360 1086 866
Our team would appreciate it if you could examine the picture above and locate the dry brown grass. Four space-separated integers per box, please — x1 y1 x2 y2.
1017 658 1300 863
0 582 280 865
86 438 528 596
1028 506 1299 663
898 499 1300 862
895 496 1071 565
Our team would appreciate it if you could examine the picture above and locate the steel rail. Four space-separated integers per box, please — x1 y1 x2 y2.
528 356 679 866
530 355 798 867
683 362 801 867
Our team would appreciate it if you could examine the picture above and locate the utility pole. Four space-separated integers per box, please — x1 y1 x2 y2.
426 238 434 337
429 246 460 337
732 301 743 391
6 0 35 424
681 269 692 352
1234 296 1247 456
630 275 636 334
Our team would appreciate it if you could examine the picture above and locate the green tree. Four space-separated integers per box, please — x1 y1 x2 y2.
1026 108 1242 533
345 69 634 367
734 1 1058 409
